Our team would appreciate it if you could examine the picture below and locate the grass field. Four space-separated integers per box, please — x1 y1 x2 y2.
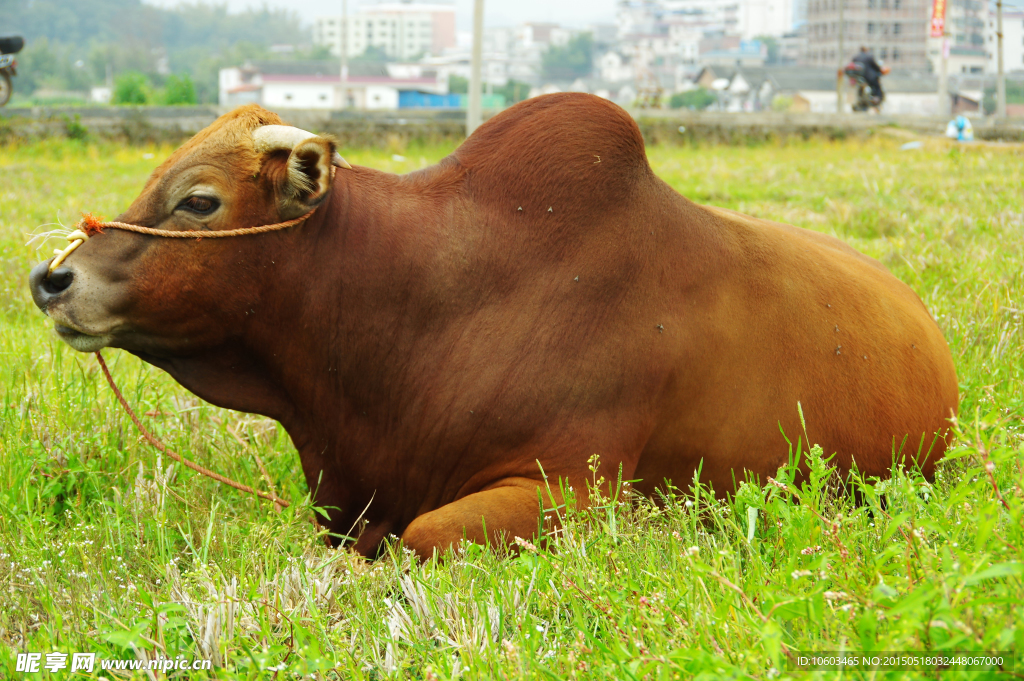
0 135 1021 680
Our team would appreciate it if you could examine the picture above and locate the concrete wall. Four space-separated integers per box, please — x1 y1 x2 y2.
2 105 1023 146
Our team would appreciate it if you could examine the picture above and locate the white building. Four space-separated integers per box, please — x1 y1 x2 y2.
986 9 1024 72
419 51 511 86
313 2 456 61
427 21 581 87
219 62 447 110
598 51 635 82
625 0 800 42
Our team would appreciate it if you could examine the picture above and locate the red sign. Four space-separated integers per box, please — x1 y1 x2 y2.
930 0 947 37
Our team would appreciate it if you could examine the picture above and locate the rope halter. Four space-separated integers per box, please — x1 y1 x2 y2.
48 209 318 274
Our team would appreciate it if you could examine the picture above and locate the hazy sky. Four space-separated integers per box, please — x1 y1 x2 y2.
144 0 620 30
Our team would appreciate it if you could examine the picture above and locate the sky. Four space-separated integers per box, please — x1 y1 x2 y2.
144 0 620 30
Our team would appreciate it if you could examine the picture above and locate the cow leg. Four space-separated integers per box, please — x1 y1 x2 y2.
400 478 559 559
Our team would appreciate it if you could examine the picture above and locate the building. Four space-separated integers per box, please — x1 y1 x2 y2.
986 8 1024 72
699 42 769 66
621 0 804 41
313 2 456 61
219 61 448 110
927 0 987 73
802 0 932 71
598 51 636 82
422 20 584 88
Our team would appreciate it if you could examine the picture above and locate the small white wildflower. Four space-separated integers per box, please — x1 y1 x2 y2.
514 536 538 552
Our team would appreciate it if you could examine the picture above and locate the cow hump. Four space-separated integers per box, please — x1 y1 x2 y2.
453 93 651 218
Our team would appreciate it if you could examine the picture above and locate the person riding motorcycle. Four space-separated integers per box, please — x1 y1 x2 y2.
0 36 25 107
846 46 890 112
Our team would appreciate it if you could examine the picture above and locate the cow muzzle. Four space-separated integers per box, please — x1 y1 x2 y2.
29 260 74 309
28 259 117 352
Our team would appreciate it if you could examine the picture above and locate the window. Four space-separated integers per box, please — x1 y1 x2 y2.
868 22 875 33
893 47 900 60
880 47 887 58
894 23 901 34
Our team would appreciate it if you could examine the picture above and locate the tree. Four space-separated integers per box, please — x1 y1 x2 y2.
113 71 150 105
351 45 391 64
541 33 593 81
13 37 94 95
668 88 716 110
449 74 468 94
2 0 307 102
495 79 531 104
162 73 196 105
755 36 780 64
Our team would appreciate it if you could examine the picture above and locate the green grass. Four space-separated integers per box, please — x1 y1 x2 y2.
0 136 1021 679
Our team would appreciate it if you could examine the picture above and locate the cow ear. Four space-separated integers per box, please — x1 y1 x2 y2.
277 137 335 220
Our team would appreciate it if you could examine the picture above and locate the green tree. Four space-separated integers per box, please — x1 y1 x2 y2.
161 73 196 105
351 45 391 64
541 33 594 81
495 79 531 104
113 70 150 105
13 37 93 94
668 88 716 110
755 36 780 64
448 74 468 94
305 44 334 60
3 0 307 102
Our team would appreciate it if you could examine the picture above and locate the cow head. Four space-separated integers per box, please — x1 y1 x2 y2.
28 106 349 365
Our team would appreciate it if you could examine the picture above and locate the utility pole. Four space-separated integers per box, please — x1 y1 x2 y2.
467 0 484 136
996 0 1006 117
836 0 845 113
938 33 949 116
339 0 348 110
931 0 949 116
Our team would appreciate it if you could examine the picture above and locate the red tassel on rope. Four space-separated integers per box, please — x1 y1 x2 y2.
80 212 107 236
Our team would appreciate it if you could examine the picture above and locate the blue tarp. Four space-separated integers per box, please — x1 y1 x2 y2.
398 92 464 109
398 91 507 110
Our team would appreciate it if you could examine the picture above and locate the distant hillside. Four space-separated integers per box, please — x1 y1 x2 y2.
1 0 311 103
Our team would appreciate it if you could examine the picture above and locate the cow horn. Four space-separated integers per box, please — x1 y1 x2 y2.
252 124 352 169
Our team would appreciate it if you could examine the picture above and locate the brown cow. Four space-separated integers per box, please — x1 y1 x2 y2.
28 94 959 557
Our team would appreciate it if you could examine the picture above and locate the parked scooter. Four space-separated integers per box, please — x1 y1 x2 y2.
0 36 25 107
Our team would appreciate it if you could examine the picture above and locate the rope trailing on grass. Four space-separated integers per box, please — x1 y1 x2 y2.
95 351 291 508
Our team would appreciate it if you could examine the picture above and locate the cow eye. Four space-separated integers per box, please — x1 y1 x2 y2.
178 195 219 215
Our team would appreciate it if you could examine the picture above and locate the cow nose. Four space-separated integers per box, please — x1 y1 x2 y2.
29 261 75 311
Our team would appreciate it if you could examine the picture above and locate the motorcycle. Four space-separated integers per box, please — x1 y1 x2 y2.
0 36 25 107
843 61 889 113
